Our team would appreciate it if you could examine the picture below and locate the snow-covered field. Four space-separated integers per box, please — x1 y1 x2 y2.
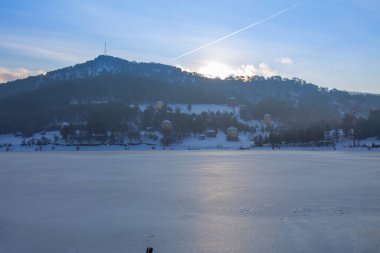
0 132 256 152
1 151 380 253
138 103 238 115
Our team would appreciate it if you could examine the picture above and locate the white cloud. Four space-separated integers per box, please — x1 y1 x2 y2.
276 57 293 65
258 63 277 77
197 62 235 79
193 62 278 79
0 67 46 83
233 64 258 76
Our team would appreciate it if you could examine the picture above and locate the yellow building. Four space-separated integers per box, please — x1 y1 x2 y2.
155 101 164 110
227 127 239 141
161 120 173 132
263 114 272 125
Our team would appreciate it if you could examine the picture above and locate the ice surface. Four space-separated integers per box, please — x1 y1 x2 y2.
0 151 380 253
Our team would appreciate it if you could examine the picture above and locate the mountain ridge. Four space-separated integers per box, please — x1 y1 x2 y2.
2 55 379 98
0 55 204 99
1 55 380 136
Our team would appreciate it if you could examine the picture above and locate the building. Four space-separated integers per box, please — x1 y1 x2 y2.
228 96 237 107
60 122 70 129
263 114 272 125
206 129 217 138
161 120 173 132
155 101 165 110
227 127 239 141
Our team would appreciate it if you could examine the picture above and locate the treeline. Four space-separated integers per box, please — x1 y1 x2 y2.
342 109 380 141
59 103 253 145
266 109 380 146
268 121 332 146
239 96 340 127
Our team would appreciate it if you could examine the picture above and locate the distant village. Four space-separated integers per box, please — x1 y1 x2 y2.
1 99 380 152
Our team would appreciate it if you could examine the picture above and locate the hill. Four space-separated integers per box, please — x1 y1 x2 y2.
1 55 380 138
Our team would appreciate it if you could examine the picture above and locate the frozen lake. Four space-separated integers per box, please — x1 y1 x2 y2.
1 151 380 253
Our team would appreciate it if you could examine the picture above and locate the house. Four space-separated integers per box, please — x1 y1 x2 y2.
161 120 173 132
206 129 217 138
60 122 70 129
145 127 156 132
227 127 239 141
263 114 272 125
155 101 165 110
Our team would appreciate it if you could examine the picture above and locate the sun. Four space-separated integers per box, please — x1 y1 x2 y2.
197 62 233 79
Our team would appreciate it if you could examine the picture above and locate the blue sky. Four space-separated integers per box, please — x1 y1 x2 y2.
0 0 379 93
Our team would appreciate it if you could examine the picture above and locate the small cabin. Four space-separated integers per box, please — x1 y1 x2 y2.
14 132 23 137
145 127 156 132
228 96 237 107
227 127 239 141
263 114 272 125
161 120 173 132
60 122 70 129
155 101 165 110
206 130 217 138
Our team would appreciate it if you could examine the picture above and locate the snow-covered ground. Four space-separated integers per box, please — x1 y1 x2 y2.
1 130 380 152
137 103 238 115
1 151 380 253
0 131 253 152
0 131 60 146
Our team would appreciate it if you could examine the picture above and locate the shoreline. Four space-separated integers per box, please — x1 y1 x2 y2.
1 144 379 153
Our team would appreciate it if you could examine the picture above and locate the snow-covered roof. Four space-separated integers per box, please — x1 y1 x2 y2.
162 120 172 124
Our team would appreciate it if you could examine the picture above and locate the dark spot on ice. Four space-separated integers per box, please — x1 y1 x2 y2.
292 207 345 216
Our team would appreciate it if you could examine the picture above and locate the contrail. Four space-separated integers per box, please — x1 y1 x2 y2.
172 2 303 61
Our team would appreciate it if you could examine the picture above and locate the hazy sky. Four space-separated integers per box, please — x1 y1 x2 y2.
0 0 379 93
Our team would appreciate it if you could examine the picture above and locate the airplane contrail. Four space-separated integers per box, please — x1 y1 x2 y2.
171 2 303 61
